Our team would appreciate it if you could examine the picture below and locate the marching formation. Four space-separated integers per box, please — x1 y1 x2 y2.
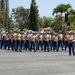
0 31 75 55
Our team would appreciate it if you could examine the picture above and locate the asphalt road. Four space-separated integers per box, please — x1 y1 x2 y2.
0 49 75 75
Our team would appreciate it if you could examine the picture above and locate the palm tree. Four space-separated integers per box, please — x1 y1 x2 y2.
52 4 71 16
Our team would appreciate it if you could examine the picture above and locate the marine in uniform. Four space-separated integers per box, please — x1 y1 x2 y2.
58 32 64 51
68 32 75 55
31 33 36 52
44 33 49 52
35 33 39 50
39 33 43 51
17 33 22 52
49 33 52 51
64 33 69 51
22 34 26 50
0 34 2 49
4 33 9 50
53 33 58 51
25 33 31 51
13 33 18 51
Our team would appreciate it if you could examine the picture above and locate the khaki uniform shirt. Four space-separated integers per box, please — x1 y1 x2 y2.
39 35 43 41
68 34 74 43
13 33 17 40
58 34 63 40
54 35 58 42
17 34 22 40
0 34 2 40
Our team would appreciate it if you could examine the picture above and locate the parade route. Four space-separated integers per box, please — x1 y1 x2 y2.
0 49 75 75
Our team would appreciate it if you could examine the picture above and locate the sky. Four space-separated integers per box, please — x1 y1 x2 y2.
9 0 75 17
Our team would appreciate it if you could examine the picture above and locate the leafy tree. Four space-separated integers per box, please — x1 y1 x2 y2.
42 16 53 28
38 17 44 30
70 25 75 30
50 15 65 32
29 0 39 31
12 6 30 31
10 22 19 29
51 18 60 32
68 9 75 23
66 9 75 30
